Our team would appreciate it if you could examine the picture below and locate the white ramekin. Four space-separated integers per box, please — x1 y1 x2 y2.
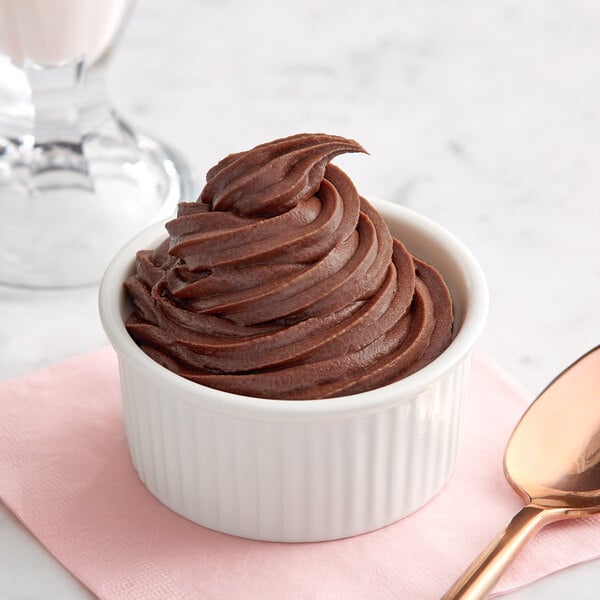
99 198 488 542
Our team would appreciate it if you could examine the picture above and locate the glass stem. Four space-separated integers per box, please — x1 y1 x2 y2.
25 58 86 144
23 58 93 185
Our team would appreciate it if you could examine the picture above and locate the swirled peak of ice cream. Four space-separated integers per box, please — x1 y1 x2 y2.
125 133 453 399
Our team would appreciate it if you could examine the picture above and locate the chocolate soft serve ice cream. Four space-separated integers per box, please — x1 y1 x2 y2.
124 133 453 399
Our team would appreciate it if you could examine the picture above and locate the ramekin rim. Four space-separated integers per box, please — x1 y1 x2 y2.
99 198 489 418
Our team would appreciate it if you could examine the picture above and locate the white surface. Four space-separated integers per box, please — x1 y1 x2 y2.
99 200 486 542
0 0 599 597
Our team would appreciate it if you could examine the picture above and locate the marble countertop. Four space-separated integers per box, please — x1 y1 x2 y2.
1 0 599 598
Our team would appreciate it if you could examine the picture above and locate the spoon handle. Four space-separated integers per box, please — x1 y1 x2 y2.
441 504 558 600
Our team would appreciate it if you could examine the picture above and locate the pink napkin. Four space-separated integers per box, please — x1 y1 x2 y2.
0 348 599 600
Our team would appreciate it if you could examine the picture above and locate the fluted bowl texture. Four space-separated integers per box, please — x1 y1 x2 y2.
99 198 488 542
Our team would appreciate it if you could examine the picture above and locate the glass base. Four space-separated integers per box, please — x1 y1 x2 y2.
0 115 193 288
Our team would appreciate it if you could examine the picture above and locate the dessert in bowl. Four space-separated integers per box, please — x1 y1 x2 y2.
99 134 488 542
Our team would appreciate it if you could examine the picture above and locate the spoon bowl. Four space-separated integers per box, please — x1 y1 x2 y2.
506 345 600 509
443 345 600 599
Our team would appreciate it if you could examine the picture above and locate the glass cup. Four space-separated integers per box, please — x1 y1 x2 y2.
0 0 192 287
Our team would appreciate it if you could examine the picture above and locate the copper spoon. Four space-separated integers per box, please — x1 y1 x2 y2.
442 345 600 600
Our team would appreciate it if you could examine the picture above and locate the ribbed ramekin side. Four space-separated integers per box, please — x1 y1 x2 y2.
310 355 469 541
117 354 470 542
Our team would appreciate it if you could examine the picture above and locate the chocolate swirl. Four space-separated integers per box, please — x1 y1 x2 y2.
125 133 453 399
